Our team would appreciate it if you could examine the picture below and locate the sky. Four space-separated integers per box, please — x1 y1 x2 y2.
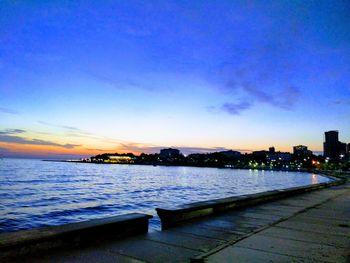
0 0 349 158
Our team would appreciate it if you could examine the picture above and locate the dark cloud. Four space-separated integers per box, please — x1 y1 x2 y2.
334 99 350 105
275 86 300 110
0 129 79 149
0 107 18 114
227 81 300 110
0 129 26 135
213 59 301 112
221 102 252 115
243 84 273 103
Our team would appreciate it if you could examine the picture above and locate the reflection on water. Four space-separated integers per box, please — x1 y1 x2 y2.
0 158 331 233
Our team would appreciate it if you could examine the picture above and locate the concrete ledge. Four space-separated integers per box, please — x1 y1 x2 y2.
0 213 152 259
156 178 345 230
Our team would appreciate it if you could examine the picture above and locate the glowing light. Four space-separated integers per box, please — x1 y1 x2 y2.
312 174 317 184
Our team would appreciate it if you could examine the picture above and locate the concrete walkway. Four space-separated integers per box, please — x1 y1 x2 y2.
202 183 350 263
13 182 350 263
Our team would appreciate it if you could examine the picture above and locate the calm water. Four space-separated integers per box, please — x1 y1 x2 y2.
0 158 331 233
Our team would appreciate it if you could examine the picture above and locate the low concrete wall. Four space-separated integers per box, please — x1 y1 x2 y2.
156 177 345 230
0 213 152 260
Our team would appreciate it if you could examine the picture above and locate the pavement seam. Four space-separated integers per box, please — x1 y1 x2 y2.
168 230 233 243
140 236 204 253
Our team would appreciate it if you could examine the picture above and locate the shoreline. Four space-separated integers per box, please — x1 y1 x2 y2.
42 159 349 179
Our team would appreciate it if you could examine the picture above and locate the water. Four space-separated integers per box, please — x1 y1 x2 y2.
0 158 331 233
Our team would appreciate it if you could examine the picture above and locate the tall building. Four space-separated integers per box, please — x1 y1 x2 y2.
323 130 341 159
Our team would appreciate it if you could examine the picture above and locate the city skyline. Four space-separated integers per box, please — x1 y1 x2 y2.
1 1 350 158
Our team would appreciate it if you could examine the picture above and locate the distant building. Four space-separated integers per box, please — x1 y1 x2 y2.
108 155 135 164
90 153 136 163
219 150 241 158
160 148 181 158
267 152 292 162
252 150 268 159
339 142 347 158
253 147 291 162
323 130 347 159
293 145 312 158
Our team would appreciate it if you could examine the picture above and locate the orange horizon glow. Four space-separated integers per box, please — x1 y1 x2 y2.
0 141 323 158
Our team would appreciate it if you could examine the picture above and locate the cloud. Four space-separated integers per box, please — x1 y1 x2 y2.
0 129 26 135
275 86 300 110
82 70 154 92
0 147 10 153
37 120 113 142
243 84 274 104
0 107 18 114
229 82 300 110
334 99 350 105
221 101 252 115
212 60 301 112
37 121 81 131
0 129 80 149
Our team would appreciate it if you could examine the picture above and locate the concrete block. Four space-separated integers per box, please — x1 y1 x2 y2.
0 213 152 260
276 220 350 237
236 233 349 262
205 246 306 263
260 226 350 248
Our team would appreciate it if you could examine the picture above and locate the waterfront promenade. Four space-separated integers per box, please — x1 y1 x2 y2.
5 179 349 263
199 182 350 262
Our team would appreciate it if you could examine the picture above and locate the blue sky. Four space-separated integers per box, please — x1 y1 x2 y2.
0 0 349 158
